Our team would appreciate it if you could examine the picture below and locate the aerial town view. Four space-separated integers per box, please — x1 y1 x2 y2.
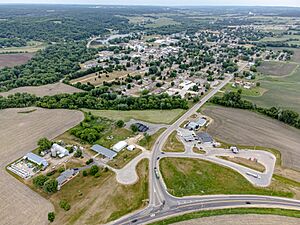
1 1 300 225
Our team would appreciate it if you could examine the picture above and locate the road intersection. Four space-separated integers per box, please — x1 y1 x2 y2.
110 74 300 225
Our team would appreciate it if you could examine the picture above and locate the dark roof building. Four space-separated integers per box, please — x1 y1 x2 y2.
91 144 117 160
135 123 149 132
197 132 214 144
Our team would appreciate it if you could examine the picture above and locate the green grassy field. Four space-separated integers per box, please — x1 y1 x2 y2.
223 83 266 97
160 158 294 198
245 67 300 114
257 61 298 76
145 17 180 28
0 41 46 53
149 208 300 225
139 128 166 150
259 34 300 45
162 131 185 152
83 109 186 124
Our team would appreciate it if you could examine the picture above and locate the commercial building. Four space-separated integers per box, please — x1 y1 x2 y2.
135 123 149 132
197 132 214 144
24 152 48 170
51 143 69 158
91 144 117 160
112 141 127 152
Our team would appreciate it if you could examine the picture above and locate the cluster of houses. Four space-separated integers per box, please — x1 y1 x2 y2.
232 80 255 89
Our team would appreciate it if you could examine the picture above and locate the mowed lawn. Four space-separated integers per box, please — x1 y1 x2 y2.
246 67 300 114
51 159 149 225
159 158 294 198
83 109 186 124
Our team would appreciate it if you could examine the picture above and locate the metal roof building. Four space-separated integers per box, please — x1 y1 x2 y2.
195 118 207 127
25 152 49 170
91 144 117 160
197 132 214 144
112 141 127 152
56 169 78 190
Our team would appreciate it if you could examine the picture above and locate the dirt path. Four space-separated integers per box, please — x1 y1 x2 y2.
203 106 300 171
0 107 83 225
174 214 300 225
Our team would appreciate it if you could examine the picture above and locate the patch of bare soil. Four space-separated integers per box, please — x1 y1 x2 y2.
0 53 34 68
203 106 300 171
0 107 83 225
0 82 83 97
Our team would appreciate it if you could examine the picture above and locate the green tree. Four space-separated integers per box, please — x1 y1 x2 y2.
74 149 82 158
89 165 99 176
33 175 49 188
116 120 125 128
130 124 138 133
37 138 52 153
59 200 71 211
43 179 58 193
48 212 55 223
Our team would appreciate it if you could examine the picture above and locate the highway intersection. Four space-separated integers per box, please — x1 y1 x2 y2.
110 74 300 225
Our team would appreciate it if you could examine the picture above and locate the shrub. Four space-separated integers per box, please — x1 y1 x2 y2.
58 167 65 173
74 149 82 158
116 120 125 128
33 175 49 188
94 172 101 178
48 212 55 222
86 158 93 165
59 200 71 211
43 179 58 193
130 124 138 132
82 170 88 177
46 170 56 177
89 165 99 176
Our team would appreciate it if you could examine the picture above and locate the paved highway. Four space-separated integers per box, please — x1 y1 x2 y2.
110 74 300 225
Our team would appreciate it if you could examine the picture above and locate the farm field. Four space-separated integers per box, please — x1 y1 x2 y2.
83 108 186 124
144 17 180 28
0 82 83 97
0 53 34 68
257 61 298 76
159 158 296 198
202 106 300 171
0 41 46 53
50 159 149 225
245 67 300 114
0 107 84 225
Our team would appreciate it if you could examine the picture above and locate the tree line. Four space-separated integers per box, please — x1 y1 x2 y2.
0 88 188 111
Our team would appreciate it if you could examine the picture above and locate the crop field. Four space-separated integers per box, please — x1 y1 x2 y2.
257 61 298 76
50 159 149 225
144 17 180 28
83 108 185 124
0 41 46 53
0 107 83 225
202 106 300 171
160 158 296 198
259 34 300 45
0 82 83 97
245 67 300 114
0 53 34 68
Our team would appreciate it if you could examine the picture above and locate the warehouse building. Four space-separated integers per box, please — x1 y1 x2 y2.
56 169 79 190
197 132 214 144
135 123 149 132
112 141 127 152
51 143 69 158
91 144 117 160
24 152 49 170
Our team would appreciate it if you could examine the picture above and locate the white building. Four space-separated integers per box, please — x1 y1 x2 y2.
127 145 135 151
51 143 69 158
112 141 128 152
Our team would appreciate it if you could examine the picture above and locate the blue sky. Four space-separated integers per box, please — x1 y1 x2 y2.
0 0 299 7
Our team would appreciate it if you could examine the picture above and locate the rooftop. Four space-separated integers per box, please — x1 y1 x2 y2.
91 144 117 159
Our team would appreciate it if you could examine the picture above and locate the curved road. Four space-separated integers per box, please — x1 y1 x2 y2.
111 74 300 225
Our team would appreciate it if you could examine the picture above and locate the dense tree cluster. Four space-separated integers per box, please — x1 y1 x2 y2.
0 38 26 48
211 91 300 129
0 42 97 91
